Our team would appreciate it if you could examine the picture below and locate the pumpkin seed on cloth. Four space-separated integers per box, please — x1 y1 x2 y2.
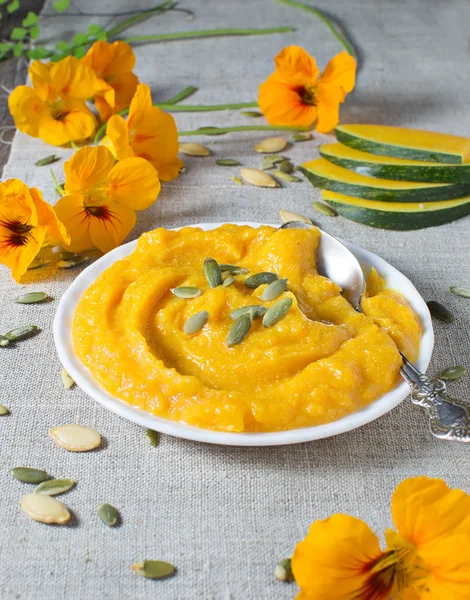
57 255 89 268
274 558 294 582
34 479 76 496
20 493 71 524
449 286 470 298
179 142 210 156
231 176 243 184
273 171 303 183
278 159 295 173
61 367 75 389
279 210 312 225
313 202 338 217
216 159 241 166
35 154 60 167
204 257 222 288
230 305 267 321
4 325 39 341
292 132 313 142
10 467 49 484
226 313 252 347
245 272 278 289
49 424 101 452
262 278 288 301
0 405 10 415
14 292 49 304
240 168 279 188
439 366 466 381
131 560 176 580
427 301 454 323
0 335 9 347
171 287 202 299
146 429 160 447
263 298 293 327
254 137 287 153
98 503 120 527
27 257 50 270
184 310 209 334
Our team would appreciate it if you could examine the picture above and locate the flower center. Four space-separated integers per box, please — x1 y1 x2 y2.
86 206 110 219
0 219 33 248
298 86 317 106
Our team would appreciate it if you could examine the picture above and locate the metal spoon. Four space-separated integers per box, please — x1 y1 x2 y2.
280 221 470 443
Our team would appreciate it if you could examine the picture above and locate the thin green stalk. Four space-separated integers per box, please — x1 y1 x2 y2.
122 26 295 45
157 101 258 112
275 0 356 57
178 125 310 136
107 0 174 38
163 85 198 105
50 169 64 196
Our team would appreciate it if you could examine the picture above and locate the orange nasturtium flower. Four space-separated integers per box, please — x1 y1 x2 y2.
0 179 69 281
82 40 139 123
102 83 183 182
292 476 470 599
54 146 160 254
258 46 356 133
8 56 113 146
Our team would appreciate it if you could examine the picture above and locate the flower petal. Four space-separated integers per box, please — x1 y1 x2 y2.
320 50 357 96
105 157 160 210
54 194 93 253
64 146 115 195
127 82 153 131
104 114 134 159
8 86 49 138
315 84 344 133
83 40 136 78
28 60 53 101
419 534 470 599
89 202 136 253
30 187 70 246
258 75 317 127
50 56 105 100
274 45 320 81
111 71 139 112
37 100 97 146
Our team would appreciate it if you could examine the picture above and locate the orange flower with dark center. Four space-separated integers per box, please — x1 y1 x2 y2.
258 45 356 133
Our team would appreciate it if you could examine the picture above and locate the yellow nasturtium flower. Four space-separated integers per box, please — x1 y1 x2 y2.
103 83 183 182
54 146 160 254
292 477 470 599
82 40 139 123
8 56 113 146
0 179 69 281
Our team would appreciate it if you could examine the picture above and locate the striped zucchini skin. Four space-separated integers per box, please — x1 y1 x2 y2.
322 192 470 230
299 164 470 203
319 144 470 183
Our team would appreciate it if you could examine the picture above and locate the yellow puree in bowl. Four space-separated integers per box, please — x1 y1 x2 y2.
73 225 421 432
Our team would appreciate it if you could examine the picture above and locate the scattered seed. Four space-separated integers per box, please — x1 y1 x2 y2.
0 405 9 416
230 305 267 321
10 467 49 484
279 210 312 225
216 159 241 166
204 257 222 288
427 301 454 323
440 366 466 381
184 310 209 334
131 560 176 580
260 159 275 171
263 297 293 327
313 201 338 217
146 429 160 447
170 287 202 299
0 335 9 347
449 286 470 299
179 142 210 156
274 558 293 582
61 367 75 389
49 424 101 452
57 255 89 268
21 493 71 524
231 176 243 185
98 503 119 527
14 292 49 304
278 160 294 174
223 275 235 287
226 313 252 347
219 264 249 275
240 110 262 117
4 325 39 341
262 278 288 301
34 478 75 496
254 137 287 154
292 132 313 142
27 258 50 270
245 272 278 289
273 171 303 183
35 154 60 167
240 168 279 188
60 249 75 260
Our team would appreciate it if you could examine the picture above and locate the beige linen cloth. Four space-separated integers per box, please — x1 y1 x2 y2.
1 1 469 598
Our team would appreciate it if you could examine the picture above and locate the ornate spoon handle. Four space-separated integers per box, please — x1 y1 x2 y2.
400 354 470 442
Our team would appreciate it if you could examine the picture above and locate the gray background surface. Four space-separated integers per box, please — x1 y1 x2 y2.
1 1 469 598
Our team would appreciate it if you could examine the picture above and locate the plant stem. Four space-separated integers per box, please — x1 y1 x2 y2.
122 26 295 44
178 125 310 136
157 101 258 112
163 85 198 105
275 0 356 57
50 169 64 196
106 0 174 38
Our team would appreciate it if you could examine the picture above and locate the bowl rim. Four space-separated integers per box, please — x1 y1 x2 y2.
53 222 434 446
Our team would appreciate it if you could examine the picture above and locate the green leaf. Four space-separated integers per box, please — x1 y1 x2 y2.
11 27 27 41
0 42 11 59
73 45 87 58
55 40 70 51
53 0 70 12
95 30 107 41
72 32 89 46
29 25 40 40
22 11 38 27
0 0 9 5
12 41 23 57
7 0 20 14
88 23 104 36
27 46 50 59
50 53 66 62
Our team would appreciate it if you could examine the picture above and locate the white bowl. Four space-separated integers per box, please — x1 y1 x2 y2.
53 222 434 446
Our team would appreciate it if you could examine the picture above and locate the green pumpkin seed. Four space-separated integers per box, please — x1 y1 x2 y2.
263 297 293 327
14 292 49 304
427 301 454 323
57 255 89 268
184 310 209 334
260 159 275 171
146 429 160 447
440 366 466 381
61 250 76 260
279 210 312 225
216 159 241 166
223 275 235 287
231 176 243 185
61 367 75 389
273 171 302 183
10 467 49 484
98 503 120 527
0 405 10 416
240 110 262 118
171 287 202 299
219 264 249 275
34 478 75 496
27 258 50 270
35 154 60 167
230 305 267 321
274 558 293 582
449 286 470 299
132 560 176 580
5 325 39 341
245 272 278 289
278 160 294 174
262 278 287 301
226 313 252 347
0 335 9 347
313 202 338 217
292 132 313 142
204 257 222 288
